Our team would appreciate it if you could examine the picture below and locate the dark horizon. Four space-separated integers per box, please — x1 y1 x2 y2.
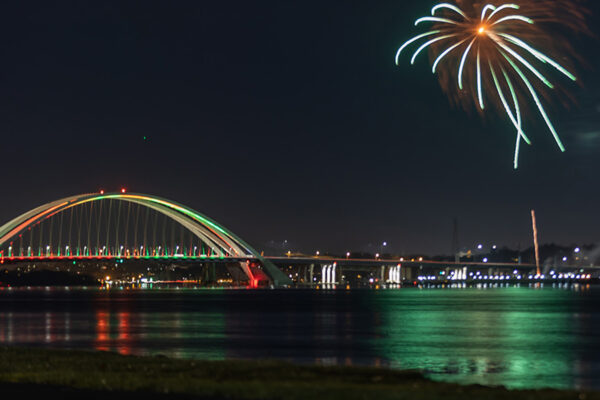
1 0 599 256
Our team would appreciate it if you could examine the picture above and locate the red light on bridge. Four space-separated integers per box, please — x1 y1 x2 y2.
100 190 105 194
121 188 126 193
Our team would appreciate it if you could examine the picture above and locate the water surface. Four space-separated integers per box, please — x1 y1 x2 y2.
1 285 599 390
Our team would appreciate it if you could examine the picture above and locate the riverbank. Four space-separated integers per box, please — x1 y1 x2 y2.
0 347 597 400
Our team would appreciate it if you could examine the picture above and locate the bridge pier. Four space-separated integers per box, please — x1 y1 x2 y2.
332 264 336 284
320 263 337 286
401 265 412 281
203 263 216 285
387 264 401 284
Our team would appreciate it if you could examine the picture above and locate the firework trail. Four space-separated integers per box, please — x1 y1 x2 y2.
396 1 588 168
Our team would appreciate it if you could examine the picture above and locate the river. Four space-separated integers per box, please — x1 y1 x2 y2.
1 284 599 390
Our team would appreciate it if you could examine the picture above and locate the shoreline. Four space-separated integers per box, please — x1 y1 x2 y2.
0 347 597 399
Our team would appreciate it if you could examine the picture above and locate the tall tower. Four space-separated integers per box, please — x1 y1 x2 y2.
531 210 541 276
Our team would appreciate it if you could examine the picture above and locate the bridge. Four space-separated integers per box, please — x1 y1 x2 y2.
265 256 599 286
0 192 291 287
0 192 596 288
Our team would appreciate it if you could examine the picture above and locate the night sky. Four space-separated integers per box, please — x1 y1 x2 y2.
0 1 599 256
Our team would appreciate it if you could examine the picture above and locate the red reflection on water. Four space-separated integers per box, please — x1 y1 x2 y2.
0 314 4 343
44 312 59 343
95 311 109 351
117 312 132 355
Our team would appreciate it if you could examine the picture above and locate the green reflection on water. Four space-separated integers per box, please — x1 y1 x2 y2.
375 287 580 389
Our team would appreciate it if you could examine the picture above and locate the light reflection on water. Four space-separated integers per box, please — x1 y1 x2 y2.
1 285 600 390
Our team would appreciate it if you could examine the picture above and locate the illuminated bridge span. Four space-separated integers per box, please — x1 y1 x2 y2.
0 192 291 287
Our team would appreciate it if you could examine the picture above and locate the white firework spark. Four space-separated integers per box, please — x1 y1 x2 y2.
396 2 578 169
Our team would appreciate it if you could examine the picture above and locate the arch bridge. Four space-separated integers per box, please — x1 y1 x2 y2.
0 192 291 287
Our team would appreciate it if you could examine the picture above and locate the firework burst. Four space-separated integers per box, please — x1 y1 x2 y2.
396 1 586 168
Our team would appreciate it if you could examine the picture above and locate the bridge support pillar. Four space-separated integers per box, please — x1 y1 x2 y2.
387 264 401 284
331 264 336 285
203 263 216 285
319 264 338 286
401 266 412 281
454 267 468 281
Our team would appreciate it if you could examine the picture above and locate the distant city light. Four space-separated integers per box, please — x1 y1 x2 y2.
477 244 483 250
492 245 497 250
563 256 568 261
574 247 581 253
383 242 387 247
483 257 488 263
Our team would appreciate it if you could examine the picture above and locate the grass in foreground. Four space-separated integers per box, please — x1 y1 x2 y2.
0 347 597 400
